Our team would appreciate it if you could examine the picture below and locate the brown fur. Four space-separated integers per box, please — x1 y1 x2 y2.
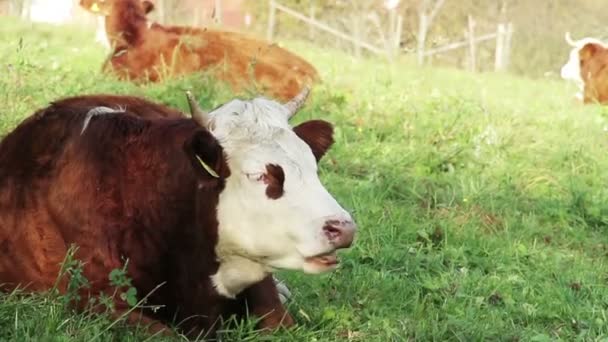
264 164 285 200
80 0 320 101
579 43 608 104
292 120 334 161
0 95 302 338
48 94 186 119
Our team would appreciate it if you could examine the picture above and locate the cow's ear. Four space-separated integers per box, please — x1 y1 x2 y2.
82 0 109 15
142 0 155 14
580 43 600 62
293 120 334 162
183 130 228 184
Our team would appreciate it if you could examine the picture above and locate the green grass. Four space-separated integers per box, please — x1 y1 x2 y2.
2 17 608 341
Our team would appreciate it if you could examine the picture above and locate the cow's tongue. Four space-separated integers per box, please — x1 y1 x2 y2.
306 252 338 266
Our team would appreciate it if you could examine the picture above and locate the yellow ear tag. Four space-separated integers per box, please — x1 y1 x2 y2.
195 155 220 178
90 3 100 12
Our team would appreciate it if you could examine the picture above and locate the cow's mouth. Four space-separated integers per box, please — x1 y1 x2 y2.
305 251 338 269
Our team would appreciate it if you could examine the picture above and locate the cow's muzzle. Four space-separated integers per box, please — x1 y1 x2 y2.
323 219 356 249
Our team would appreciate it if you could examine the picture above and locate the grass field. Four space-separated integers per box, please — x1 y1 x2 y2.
2 17 608 341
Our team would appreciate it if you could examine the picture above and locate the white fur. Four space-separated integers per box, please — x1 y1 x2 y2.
206 97 353 297
95 17 110 50
211 257 268 298
560 34 608 101
81 106 122 134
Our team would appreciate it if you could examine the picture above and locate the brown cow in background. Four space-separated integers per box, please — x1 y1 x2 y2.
79 0 319 101
561 32 608 104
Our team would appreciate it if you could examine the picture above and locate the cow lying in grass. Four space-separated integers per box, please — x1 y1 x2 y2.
0 89 356 338
79 0 319 101
561 32 608 104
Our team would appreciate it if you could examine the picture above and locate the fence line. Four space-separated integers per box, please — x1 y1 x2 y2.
267 0 387 56
424 33 497 56
268 1 514 72
421 18 514 72
466 15 476 71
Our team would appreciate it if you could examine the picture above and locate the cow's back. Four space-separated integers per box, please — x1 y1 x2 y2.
51 95 186 119
0 98 198 296
109 26 318 100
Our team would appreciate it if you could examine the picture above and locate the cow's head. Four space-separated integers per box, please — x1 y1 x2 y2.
184 89 356 297
79 0 154 17
560 32 608 100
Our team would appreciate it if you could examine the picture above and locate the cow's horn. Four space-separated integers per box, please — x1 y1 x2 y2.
284 86 311 119
565 32 576 46
185 91 210 127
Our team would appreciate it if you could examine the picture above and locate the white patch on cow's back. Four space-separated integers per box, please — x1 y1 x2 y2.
81 106 124 134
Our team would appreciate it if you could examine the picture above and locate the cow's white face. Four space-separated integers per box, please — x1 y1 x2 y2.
560 34 607 100
198 96 356 297
561 45 584 86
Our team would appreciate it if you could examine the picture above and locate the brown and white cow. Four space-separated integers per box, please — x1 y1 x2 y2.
561 32 608 104
79 0 319 101
0 89 355 338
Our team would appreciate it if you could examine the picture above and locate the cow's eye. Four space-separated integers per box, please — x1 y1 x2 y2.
245 172 265 182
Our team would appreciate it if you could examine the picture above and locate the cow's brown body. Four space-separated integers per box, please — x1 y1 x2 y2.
579 44 608 103
0 95 291 337
83 0 319 101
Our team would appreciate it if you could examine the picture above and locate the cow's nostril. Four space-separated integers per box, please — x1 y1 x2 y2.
323 225 342 241
323 220 356 249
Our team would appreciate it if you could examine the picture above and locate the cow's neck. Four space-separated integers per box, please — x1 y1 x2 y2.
104 7 148 47
189 177 270 298
210 256 269 298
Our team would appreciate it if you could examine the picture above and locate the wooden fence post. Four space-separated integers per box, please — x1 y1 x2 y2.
494 23 505 71
214 0 222 25
393 15 403 57
417 13 427 65
352 14 362 58
467 15 476 72
504 22 513 69
389 7 396 41
308 3 315 41
417 0 446 65
267 0 276 41
193 2 201 27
